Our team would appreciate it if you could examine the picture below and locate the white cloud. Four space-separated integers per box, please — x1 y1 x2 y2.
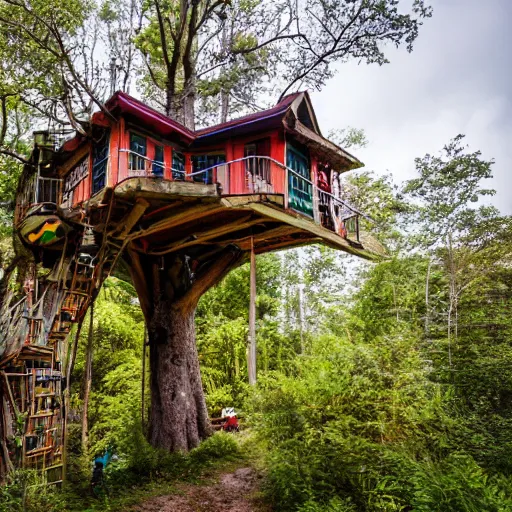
310 0 512 214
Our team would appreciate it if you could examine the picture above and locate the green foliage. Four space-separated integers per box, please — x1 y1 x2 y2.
190 431 240 463
70 277 144 459
0 469 67 512
1 134 507 512
247 293 512 511
403 134 496 247
327 127 369 151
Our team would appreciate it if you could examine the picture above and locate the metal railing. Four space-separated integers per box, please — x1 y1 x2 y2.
16 174 63 223
18 149 363 241
119 150 364 241
36 177 62 204
120 149 166 178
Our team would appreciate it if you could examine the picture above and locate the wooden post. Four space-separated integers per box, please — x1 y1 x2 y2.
81 302 94 455
141 325 147 428
298 284 305 354
248 237 257 385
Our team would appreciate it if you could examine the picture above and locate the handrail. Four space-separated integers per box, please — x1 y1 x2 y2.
117 149 367 241
120 149 183 176
35 176 63 205
119 149 366 220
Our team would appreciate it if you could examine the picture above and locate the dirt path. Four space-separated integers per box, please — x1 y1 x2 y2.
131 467 270 512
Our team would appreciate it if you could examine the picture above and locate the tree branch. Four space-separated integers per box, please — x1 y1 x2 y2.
177 246 244 310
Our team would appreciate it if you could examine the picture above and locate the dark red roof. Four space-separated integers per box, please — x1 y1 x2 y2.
104 91 305 143
105 91 195 142
194 92 302 138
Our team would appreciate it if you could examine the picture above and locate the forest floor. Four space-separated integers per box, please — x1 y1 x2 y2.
130 465 270 512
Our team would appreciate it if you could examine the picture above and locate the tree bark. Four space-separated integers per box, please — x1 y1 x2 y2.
126 246 243 451
148 301 208 450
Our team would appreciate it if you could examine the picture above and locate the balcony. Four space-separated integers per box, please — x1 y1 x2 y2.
121 150 364 243
15 174 63 224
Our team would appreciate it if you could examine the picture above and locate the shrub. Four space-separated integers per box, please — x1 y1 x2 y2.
191 431 240 463
0 469 67 512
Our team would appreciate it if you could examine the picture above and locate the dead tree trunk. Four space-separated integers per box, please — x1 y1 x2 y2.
126 246 243 451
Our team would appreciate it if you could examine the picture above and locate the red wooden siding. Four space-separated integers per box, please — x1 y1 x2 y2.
60 119 292 202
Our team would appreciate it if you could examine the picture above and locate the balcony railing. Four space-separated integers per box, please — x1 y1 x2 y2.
16 174 63 223
36 177 62 205
120 150 365 242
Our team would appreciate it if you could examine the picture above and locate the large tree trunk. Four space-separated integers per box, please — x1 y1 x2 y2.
148 301 208 450
126 247 243 451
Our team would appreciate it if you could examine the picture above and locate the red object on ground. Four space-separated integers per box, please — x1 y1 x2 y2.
223 415 239 431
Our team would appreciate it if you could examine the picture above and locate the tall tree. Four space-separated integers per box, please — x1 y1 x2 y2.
136 0 432 128
402 135 496 366
0 0 114 138
0 0 432 456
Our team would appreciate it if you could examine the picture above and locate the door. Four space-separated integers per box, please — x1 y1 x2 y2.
286 145 313 217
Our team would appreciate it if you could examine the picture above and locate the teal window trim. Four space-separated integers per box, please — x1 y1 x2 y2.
153 145 164 176
129 133 147 171
191 154 226 184
92 130 110 194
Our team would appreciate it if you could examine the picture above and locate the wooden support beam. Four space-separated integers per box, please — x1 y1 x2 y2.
177 247 244 311
114 178 218 200
253 237 318 254
81 303 94 455
110 198 150 239
125 248 152 318
235 225 302 251
147 215 265 256
245 203 384 260
248 237 257 386
129 204 225 241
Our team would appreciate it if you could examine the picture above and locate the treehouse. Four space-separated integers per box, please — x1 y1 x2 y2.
15 91 384 262
2 91 385 482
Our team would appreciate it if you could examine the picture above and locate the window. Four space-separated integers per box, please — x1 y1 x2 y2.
92 130 110 194
129 133 147 173
286 144 313 218
153 145 164 177
244 138 271 191
172 151 185 180
191 154 225 184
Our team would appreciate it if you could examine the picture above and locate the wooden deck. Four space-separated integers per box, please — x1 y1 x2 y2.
70 178 386 262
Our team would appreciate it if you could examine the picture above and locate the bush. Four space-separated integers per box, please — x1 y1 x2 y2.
191 431 240 463
0 469 67 512
247 333 512 511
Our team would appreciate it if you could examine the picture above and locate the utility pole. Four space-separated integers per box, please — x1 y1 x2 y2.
248 237 257 385
141 325 148 428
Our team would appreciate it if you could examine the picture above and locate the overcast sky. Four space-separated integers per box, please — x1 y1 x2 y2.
311 0 511 214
